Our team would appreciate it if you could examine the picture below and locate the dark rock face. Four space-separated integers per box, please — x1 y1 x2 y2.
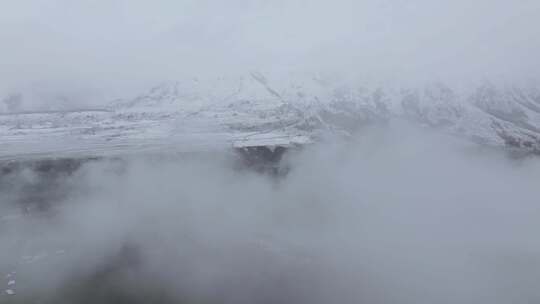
0 158 97 214
0 146 293 214
234 145 290 176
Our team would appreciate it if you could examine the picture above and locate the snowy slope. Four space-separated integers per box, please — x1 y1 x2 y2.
1 74 539 161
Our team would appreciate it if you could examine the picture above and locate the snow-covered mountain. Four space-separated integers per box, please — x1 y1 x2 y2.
107 74 540 153
1 74 539 161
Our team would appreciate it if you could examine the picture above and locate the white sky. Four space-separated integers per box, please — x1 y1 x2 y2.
1 0 540 99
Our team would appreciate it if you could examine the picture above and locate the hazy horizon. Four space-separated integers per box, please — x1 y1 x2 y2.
2 0 540 105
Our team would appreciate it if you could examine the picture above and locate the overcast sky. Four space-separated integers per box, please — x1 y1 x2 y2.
1 0 540 99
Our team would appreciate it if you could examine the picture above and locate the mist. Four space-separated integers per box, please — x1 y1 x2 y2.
2 0 540 106
1 124 540 303
2 1 540 302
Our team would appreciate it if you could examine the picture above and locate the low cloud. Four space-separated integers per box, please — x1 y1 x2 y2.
1 124 540 303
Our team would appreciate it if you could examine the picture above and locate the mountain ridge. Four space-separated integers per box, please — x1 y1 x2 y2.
1 74 539 160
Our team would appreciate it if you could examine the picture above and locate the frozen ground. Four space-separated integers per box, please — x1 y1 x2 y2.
1 74 540 161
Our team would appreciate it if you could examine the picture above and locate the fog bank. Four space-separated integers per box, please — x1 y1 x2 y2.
1 125 540 303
